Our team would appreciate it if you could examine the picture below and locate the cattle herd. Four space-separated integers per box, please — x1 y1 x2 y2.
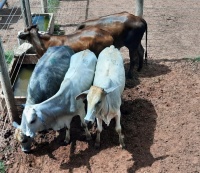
13 11 147 153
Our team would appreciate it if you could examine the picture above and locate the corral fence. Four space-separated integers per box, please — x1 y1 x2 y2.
0 0 144 128
0 0 200 131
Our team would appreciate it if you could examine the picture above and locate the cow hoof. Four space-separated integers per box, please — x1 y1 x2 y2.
137 67 142 72
86 134 92 141
94 142 100 149
120 144 126 149
23 149 31 154
126 72 133 79
63 139 70 145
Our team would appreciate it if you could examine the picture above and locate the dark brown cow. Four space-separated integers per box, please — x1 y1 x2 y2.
18 25 114 57
77 11 148 78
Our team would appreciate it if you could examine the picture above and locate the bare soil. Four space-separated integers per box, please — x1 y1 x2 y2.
0 0 200 173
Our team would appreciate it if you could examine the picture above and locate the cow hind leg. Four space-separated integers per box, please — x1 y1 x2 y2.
137 43 145 71
115 110 125 149
127 49 138 79
95 118 103 148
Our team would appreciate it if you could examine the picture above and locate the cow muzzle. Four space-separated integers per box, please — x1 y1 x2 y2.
84 112 96 124
20 136 32 153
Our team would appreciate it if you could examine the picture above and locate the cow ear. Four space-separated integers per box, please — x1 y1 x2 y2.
104 86 119 94
36 109 46 123
75 90 89 100
32 24 38 28
39 34 51 40
13 121 20 128
18 31 29 39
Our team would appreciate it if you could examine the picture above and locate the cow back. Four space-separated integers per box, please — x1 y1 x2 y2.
94 45 125 94
26 46 74 104
63 49 97 92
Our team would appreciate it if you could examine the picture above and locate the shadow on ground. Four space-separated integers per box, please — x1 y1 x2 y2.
124 59 171 88
57 98 168 172
121 99 168 172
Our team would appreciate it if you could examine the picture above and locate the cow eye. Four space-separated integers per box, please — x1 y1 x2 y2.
97 101 101 105
30 119 36 124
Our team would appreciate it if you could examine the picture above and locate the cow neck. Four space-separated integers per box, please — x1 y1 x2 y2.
99 95 110 118
39 35 47 53
31 41 45 57
35 109 48 129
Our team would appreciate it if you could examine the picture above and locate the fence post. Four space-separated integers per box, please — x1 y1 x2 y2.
41 0 48 13
0 38 20 123
135 0 143 17
20 0 32 27
25 0 32 26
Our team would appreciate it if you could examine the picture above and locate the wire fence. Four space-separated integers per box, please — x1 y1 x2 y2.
0 0 200 130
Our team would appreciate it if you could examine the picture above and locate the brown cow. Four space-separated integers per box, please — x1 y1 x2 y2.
77 11 148 78
18 25 114 57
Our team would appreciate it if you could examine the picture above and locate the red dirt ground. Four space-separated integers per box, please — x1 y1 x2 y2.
0 0 200 173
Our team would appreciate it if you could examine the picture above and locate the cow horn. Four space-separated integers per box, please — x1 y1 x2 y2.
32 24 38 28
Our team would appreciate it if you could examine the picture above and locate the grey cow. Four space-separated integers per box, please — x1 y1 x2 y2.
14 49 97 152
13 46 74 152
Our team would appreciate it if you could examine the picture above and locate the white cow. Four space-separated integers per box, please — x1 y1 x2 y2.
76 45 125 148
13 49 97 152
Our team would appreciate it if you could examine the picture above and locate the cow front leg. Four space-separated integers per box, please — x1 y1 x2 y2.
79 107 92 140
64 118 72 144
95 118 103 148
115 110 125 148
80 120 92 141
65 127 70 144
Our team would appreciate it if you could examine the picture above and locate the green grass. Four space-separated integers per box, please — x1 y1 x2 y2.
185 56 200 62
193 56 200 62
54 23 60 31
0 161 5 173
48 0 60 13
4 50 14 64
53 23 65 35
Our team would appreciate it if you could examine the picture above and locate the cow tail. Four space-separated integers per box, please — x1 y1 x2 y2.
145 23 148 65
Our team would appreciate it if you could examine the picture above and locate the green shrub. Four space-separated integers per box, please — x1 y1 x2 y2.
54 23 60 31
193 56 200 62
0 161 5 173
48 0 60 13
4 50 14 64
53 23 65 35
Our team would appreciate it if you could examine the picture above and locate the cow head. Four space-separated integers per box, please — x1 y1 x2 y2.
13 105 48 152
13 121 32 153
18 25 38 40
18 25 49 57
76 85 119 123
22 105 45 138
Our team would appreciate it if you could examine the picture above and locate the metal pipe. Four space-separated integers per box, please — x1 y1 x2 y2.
41 0 48 13
0 38 20 123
